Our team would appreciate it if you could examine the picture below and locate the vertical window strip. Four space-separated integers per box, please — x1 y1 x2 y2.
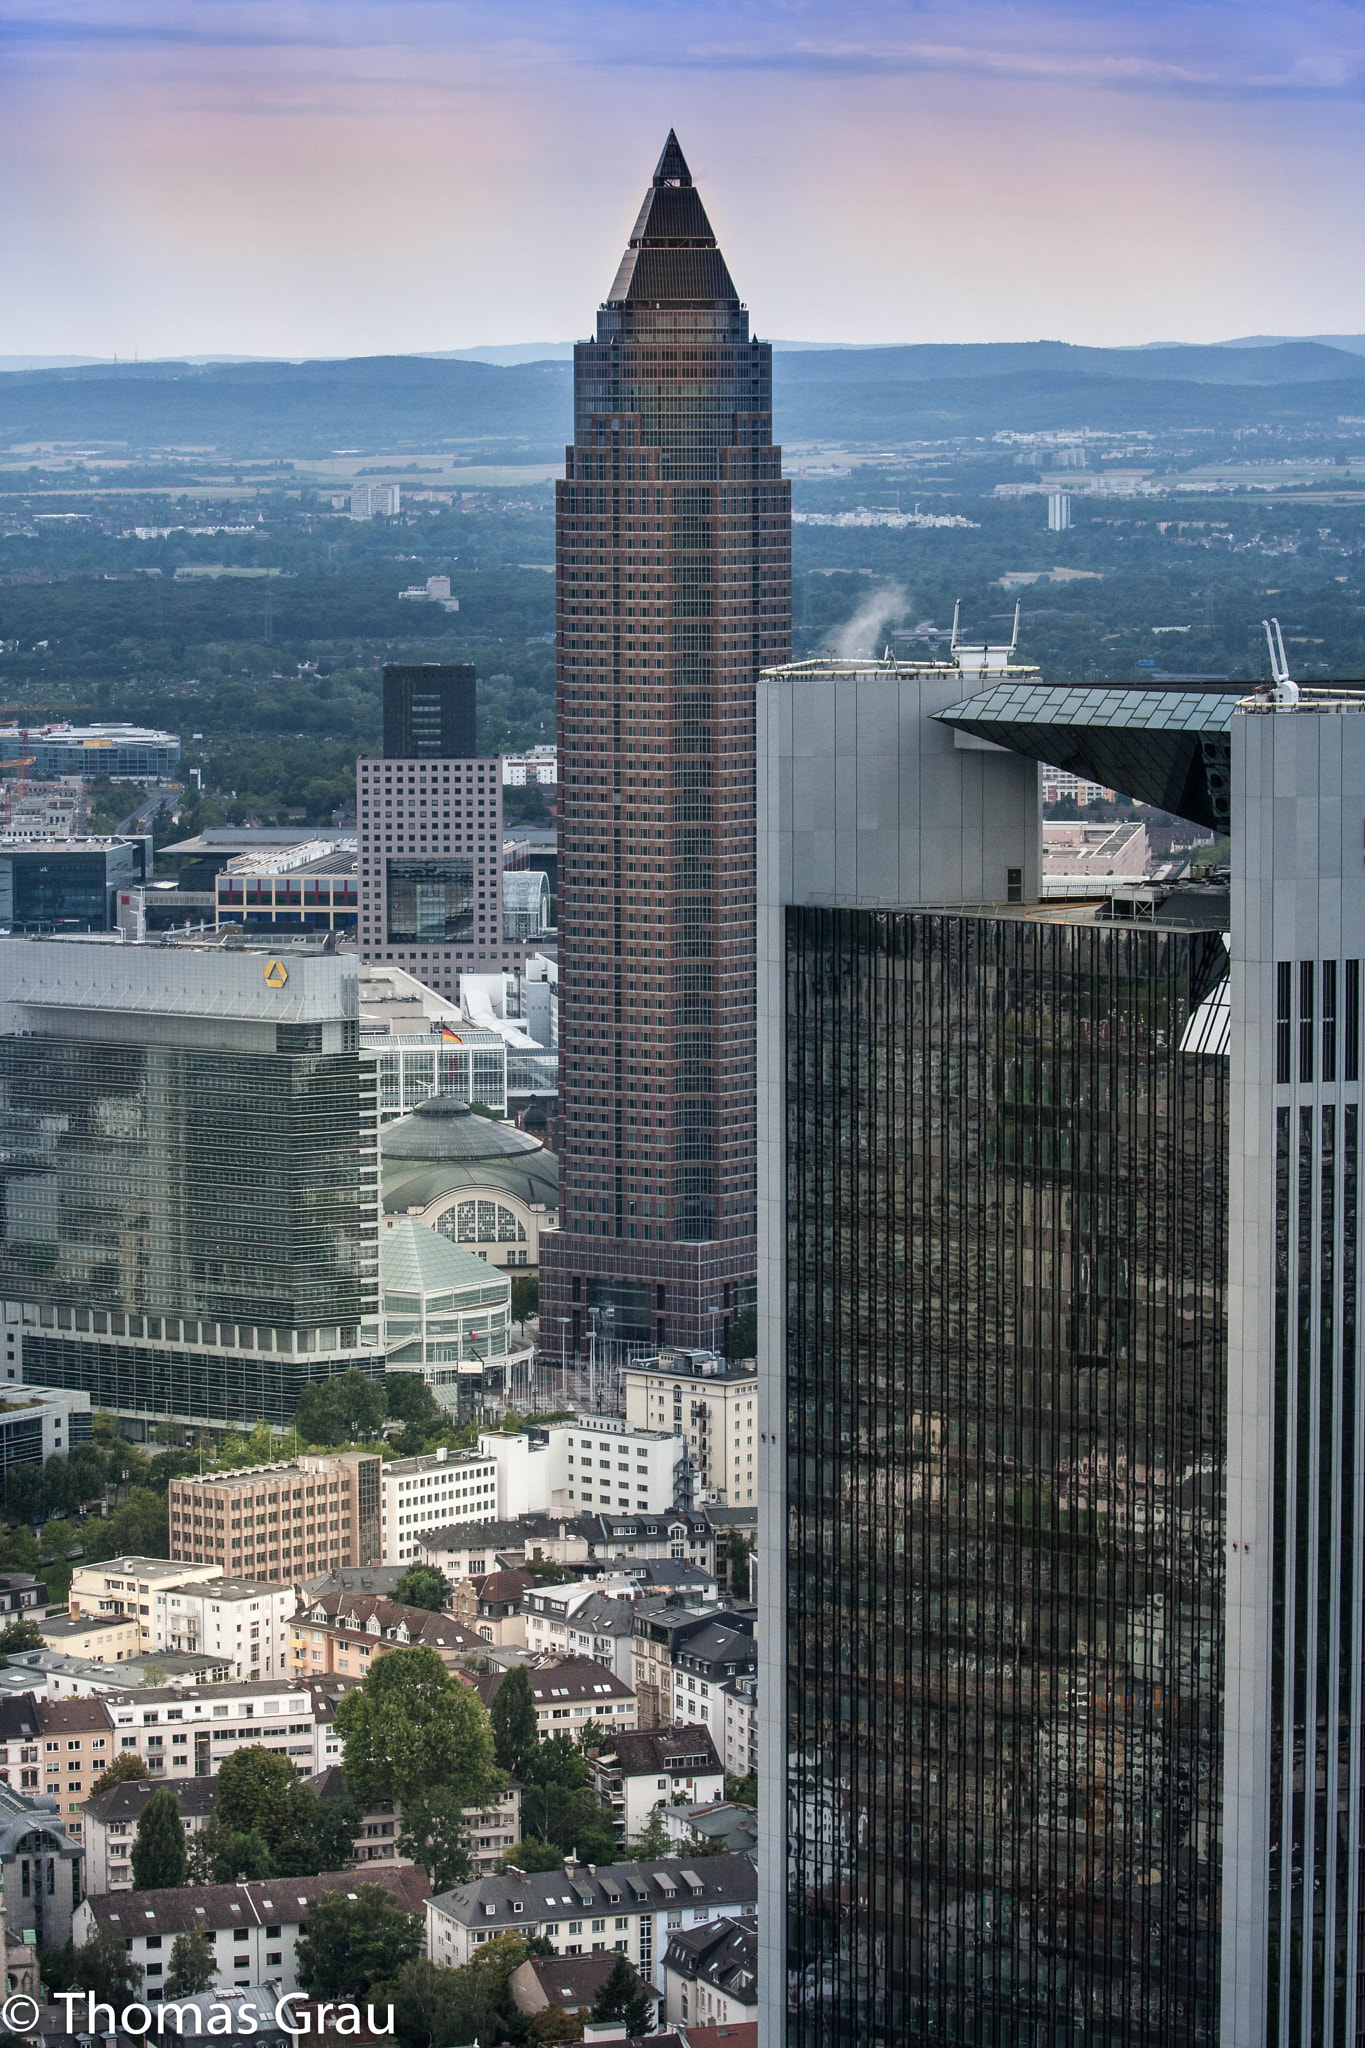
1334 1103 1358 2048
1280 962 1295 1084
1346 961 1360 1084
1302 961 1317 1086
1325 962 1339 1083
1313 1105 1337 2041
1287 1103 1317 2046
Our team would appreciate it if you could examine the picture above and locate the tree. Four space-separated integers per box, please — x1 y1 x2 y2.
336 1646 500 1811
725 1770 758 1806
0 1526 40 1574
215 1744 316 1852
396 1786 475 1895
721 1526 754 1601
2 1462 47 1524
90 1752 149 1797
630 1805 671 1862
726 1304 757 1360
71 1923 142 2003
188 1818 273 1883
395 1565 449 1613
294 1885 422 2000
490 1665 538 1775
0 1616 44 1656
520 1732 588 1790
297 1789 361 1876
388 1938 547 2048
164 1926 216 1997
518 1781 618 1865
591 1954 654 2036
527 2008 584 2045
510 1273 539 1335
295 1369 386 1447
501 1836 564 1873
131 1787 188 1890
384 1375 440 1430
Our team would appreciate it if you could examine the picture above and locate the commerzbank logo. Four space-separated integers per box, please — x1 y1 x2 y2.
263 959 288 988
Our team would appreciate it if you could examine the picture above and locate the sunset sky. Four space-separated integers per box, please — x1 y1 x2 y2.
2 0 1363 358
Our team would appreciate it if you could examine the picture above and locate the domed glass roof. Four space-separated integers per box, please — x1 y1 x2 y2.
382 1094 546 1163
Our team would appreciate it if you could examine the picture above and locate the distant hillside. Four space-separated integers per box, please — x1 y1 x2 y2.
3 341 1364 461
0 355 574 462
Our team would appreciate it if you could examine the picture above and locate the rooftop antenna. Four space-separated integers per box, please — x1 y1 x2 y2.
950 600 962 654
1008 599 1021 658
1263 617 1299 705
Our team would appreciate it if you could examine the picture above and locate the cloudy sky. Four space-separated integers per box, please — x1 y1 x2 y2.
2 0 1362 357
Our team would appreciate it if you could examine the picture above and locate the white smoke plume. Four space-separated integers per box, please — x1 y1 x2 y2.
832 582 912 659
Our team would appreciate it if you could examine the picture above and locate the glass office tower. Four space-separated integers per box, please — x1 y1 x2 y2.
782 901 1227 2046
0 937 380 1426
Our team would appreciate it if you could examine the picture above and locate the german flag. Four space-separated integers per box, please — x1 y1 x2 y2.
441 1025 463 1044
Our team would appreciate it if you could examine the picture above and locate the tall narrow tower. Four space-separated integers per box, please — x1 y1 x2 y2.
539 133 792 1362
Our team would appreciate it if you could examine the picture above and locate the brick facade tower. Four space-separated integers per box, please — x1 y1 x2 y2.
539 132 791 1362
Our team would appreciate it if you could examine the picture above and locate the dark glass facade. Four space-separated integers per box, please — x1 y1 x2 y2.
784 905 1228 2048
0 841 145 932
382 664 476 760
385 856 474 943
1267 960 1363 2048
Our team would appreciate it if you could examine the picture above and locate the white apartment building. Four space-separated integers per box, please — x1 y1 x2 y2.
721 1673 757 1779
103 1679 328 1780
623 1352 758 1506
425 1850 758 1993
501 746 558 787
381 1444 500 1563
480 1415 686 1519
69 1558 223 1654
154 1579 297 1681
522 1582 639 1686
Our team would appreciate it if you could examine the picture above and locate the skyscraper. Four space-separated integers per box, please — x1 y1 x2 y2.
357 665 514 987
760 652 1365 2046
540 131 791 1360
758 658 1229 2046
0 936 380 1429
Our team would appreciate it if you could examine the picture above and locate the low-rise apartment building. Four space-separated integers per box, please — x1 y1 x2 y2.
623 1351 757 1507
663 1918 758 2031
39 1612 141 1664
480 1416 687 1519
472 1656 637 1742
82 1776 217 1891
381 1445 500 1564
102 1679 328 1780
587 1725 724 1843
669 1618 757 1732
290 1593 485 1681
74 1866 430 1998
155 1579 296 1681
69 1557 222 1652
450 1568 537 1647
0 1379 92 1468
721 1673 757 1780
631 1605 755 1731
523 1581 638 1677
35 1696 115 1835
425 1850 758 1993
168 1453 382 1580
418 1508 715 1586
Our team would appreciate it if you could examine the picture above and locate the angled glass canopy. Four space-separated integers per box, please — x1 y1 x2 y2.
934 683 1245 829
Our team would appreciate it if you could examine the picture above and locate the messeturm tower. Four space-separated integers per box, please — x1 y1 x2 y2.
539 132 791 1366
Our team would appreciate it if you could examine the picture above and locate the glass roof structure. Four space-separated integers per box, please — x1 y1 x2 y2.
934 682 1246 829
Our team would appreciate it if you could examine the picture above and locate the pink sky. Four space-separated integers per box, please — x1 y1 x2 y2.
3 0 1363 356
